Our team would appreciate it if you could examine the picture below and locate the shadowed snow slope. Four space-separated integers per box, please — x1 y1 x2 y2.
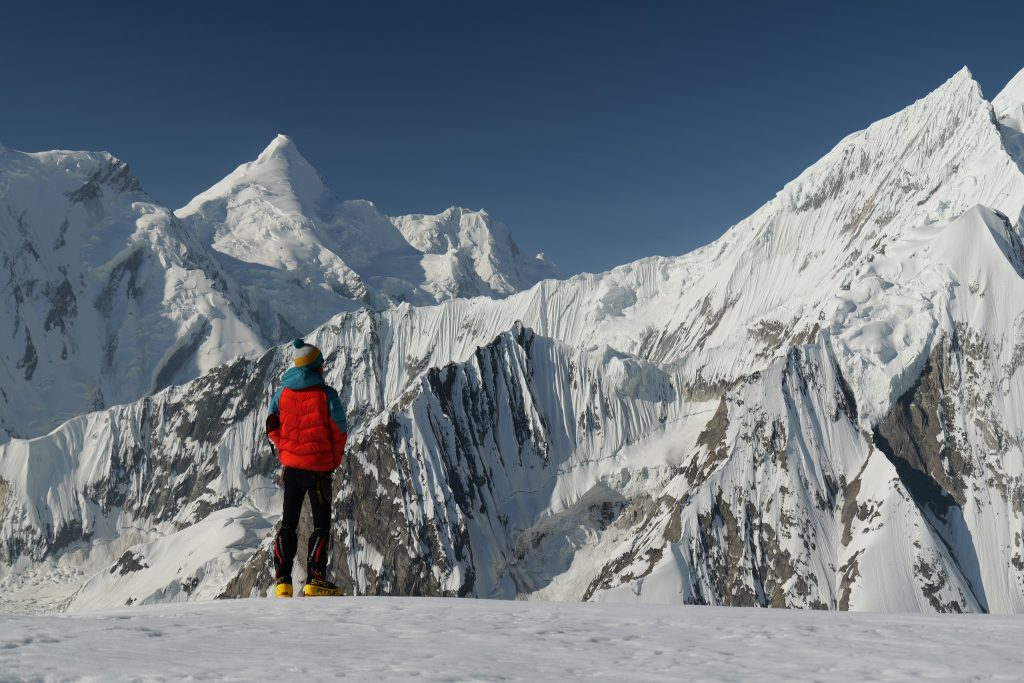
4 66 1024 615
0 147 264 441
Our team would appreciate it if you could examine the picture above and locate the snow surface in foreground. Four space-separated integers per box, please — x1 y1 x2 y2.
1 598 1023 681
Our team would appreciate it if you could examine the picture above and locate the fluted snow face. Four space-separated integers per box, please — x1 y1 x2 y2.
5 66 1024 614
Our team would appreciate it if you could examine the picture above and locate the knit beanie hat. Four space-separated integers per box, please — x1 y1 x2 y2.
291 338 323 369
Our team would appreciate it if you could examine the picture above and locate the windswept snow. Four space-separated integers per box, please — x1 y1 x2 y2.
3 598 1024 681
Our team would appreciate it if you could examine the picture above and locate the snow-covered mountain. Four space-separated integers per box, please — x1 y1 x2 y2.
0 136 556 443
174 134 556 322
3 65 1024 614
0 148 264 442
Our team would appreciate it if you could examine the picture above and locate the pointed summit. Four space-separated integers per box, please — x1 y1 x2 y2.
176 133 330 220
256 133 306 164
928 65 982 103
262 133 294 153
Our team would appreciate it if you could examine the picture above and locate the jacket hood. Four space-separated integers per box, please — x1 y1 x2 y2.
280 366 326 390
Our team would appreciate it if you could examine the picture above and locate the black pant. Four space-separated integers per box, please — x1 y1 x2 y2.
273 467 333 582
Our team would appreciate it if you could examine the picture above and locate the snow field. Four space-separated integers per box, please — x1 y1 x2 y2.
2 597 1024 681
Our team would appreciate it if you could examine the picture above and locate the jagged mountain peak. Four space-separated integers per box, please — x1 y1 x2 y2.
258 133 299 158
173 135 558 309
176 133 330 222
394 206 497 253
1 145 144 198
948 64 975 84
390 206 559 296
249 133 327 194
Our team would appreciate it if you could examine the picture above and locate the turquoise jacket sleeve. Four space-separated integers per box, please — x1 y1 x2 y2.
325 386 347 432
268 387 284 416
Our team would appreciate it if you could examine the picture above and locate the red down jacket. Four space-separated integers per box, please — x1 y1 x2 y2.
269 385 347 471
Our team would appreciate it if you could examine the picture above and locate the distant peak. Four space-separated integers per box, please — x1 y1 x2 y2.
909 66 984 114
175 133 329 217
935 66 980 96
952 65 974 81
257 134 302 162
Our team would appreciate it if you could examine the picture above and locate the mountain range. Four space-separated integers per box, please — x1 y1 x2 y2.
0 134 555 442
2 64 1024 614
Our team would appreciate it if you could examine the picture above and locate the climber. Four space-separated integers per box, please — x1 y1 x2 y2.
266 338 347 597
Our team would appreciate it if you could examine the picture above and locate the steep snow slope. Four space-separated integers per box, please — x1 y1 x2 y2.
995 67 1024 168
4 66 1024 614
0 148 263 441
995 66 1024 135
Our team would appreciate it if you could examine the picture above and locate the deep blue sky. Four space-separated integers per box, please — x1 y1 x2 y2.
3 2 1022 276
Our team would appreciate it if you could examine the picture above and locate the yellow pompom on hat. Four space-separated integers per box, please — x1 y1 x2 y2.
291 338 323 369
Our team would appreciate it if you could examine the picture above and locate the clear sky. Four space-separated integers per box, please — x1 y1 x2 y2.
3 1 1023 276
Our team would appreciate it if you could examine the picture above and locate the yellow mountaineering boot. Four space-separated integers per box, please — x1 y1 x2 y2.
303 577 343 597
274 578 293 597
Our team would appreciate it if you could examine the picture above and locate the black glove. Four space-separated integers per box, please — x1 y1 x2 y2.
266 413 281 435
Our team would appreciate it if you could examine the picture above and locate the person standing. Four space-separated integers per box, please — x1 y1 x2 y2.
266 339 347 597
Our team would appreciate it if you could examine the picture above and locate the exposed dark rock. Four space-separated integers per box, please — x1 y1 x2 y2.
685 398 729 487
874 340 971 516
840 472 863 547
153 320 211 393
65 158 143 203
838 550 863 610
0 477 10 514
914 557 965 613
751 319 790 360
218 543 274 599
325 414 469 598
53 218 69 251
171 353 275 446
96 248 145 314
43 279 77 334
111 550 148 575
16 330 37 381
692 493 760 607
